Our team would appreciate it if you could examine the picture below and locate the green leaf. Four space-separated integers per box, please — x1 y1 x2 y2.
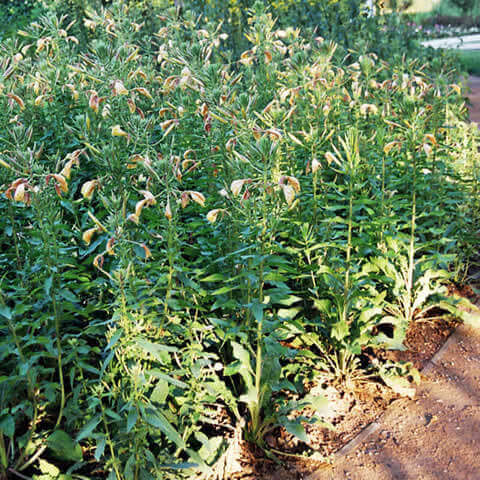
304 394 330 416
277 295 302 307
312 298 331 313
284 421 308 443
0 414 14 438
261 356 281 387
127 408 138 433
59 289 79 303
105 409 122 421
198 436 224 464
331 319 349 342
47 430 83 462
0 306 12 320
100 349 115 378
277 307 301 320
125 453 136 478
107 470 117 480
211 285 237 295
251 300 264 323
201 273 226 282
95 436 106 461
224 360 241 376
231 342 253 377
136 339 178 365
151 380 169 404
44 276 53 298
147 369 187 389
76 415 101 442
106 329 123 350
144 408 186 450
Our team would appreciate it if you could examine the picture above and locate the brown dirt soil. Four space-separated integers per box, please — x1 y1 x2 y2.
467 76 480 124
307 320 480 480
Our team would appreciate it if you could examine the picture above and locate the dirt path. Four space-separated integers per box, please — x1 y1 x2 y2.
305 81 480 480
307 322 480 480
468 76 480 124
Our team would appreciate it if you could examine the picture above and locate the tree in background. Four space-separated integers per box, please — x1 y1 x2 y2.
449 0 475 14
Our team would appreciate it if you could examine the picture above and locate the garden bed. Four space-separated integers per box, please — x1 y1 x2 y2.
0 2 479 479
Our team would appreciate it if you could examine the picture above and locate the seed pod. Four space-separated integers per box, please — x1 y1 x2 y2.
423 143 432 156
135 199 148 218
89 91 100 113
127 213 139 224
383 141 400 155
140 190 156 206
450 84 461 95
265 128 282 141
93 254 104 269
360 103 378 115
424 134 437 146
106 237 115 255
34 95 45 106
181 191 190 208
60 156 80 179
46 174 68 194
133 87 153 100
280 175 300 192
325 152 340 166
127 97 136 114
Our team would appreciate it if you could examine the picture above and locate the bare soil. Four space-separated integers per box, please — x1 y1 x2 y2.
307 320 480 480
467 76 480 124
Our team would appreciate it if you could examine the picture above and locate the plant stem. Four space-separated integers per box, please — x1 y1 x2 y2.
7 468 31 480
381 153 385 243
99 396 123 480
0 434 7 478
407 148 416 324
343 185 354 326
33 196 65 430
7 203 22 272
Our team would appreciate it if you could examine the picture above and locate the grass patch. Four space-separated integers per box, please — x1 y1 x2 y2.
409 0 480 20
457 49 480 74
407 0 441 14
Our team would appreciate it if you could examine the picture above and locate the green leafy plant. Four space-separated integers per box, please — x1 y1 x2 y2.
366 237 450 350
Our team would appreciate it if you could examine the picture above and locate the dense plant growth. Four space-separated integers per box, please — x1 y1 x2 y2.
0 1 478 479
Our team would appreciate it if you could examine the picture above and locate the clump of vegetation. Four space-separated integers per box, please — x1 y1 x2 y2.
0 1 478 479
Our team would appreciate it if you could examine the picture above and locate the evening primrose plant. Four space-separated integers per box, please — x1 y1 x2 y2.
0 1 478 478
